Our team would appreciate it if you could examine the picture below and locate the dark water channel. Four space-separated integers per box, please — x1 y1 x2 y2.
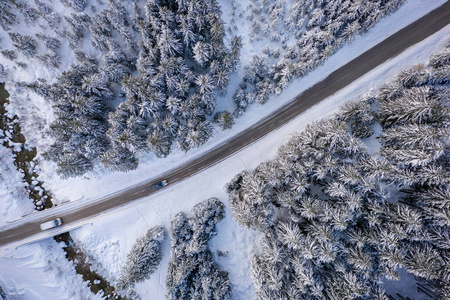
1 82 124 299
0 82 9 101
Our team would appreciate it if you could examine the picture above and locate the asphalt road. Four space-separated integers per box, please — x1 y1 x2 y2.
1 2 449 247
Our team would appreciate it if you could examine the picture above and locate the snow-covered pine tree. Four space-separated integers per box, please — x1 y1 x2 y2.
428 44 450 84
36 33 61 51
229 35 242 71
338 97 375 139
62 0 88 12
118 225 165 289
378 86 450 128
429 64 450 85
193 41 211 68
35 0 61 27
100 145 138 172
244 55 269 85
213 111 234 130
89 11 111 51
8 32 38 58
0 50 17 61
18 2 40 24
55 153 93 179
397 64 430 88
147 130 172 158
226 171 277 231
0 0 17 30
429 45 450 69
232 86 248 116
37 52 61 68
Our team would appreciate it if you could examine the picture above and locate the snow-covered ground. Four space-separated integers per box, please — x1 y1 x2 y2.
18 0 447 207
0 143 35 228
1 0 449 298
69 25 449 300
0 239 103 299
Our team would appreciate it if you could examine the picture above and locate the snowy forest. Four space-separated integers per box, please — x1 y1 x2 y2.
231 0 406 115
1 0 448 297
1 0 241 177
97 198 231 299
226 45 450 299
0 0 408 178
166 198 231 300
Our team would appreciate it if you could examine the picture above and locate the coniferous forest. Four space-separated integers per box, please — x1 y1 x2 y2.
231 0 406 115
0 0 408 178
226 46 450 299
1 0 241 177
0 0 449 298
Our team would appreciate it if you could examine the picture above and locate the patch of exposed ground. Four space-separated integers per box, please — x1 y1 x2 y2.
54 233 125 299
0 83 52 210
1 83 124 299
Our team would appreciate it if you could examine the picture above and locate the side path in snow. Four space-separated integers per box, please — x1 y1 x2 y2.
1 1 450 247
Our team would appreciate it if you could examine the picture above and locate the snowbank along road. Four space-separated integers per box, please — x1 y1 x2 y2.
1 1 450 247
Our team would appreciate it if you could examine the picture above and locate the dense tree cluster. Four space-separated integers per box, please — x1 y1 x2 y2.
226 47 450 299
106 0 241 164
118 226 165 290
0 0 241 177
233 0 406 116
1 0 63 62
30 54 115 178
166 198 231 300
1 0 403 178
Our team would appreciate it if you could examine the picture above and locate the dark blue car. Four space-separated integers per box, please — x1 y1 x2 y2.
153 179 168 190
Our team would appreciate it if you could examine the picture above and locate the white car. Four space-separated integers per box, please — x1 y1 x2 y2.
40 218 63 230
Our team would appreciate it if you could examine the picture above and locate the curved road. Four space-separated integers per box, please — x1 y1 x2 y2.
1 2 450 247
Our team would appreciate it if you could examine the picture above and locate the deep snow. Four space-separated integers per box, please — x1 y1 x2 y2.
0 0 449 299
68 25 448 299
